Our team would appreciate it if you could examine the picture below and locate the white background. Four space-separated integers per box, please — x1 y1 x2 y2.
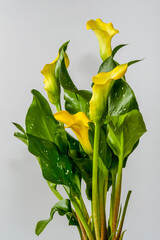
1 0 160 239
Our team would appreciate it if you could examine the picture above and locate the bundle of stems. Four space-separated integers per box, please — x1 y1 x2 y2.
13 18 146 240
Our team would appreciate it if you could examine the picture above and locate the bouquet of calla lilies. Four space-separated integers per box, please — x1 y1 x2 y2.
13 18 146 240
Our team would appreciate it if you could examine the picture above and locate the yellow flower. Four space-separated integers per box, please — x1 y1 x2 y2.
41 53 69 105
86 18 119 61
54 111 92 156
89 64 128 123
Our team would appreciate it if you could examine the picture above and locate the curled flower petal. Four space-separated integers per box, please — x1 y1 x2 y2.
54 111 92 156
41 53 69 105
89 64 128 123
86 18 119 61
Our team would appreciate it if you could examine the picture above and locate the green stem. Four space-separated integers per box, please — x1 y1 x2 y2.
92 123 101 240
99 178 107 240
117 191 132 240
72 200 94 240
76 212 87 240
109 173 116 233
104 175 109 209
47 181 63 200
55 100 62 112
112 156 123 240
80 196 89 222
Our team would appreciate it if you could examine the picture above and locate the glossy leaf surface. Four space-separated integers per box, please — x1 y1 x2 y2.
27 134 81 198
98 56 116 73
108 79 139 116
64 90 91 116
57 44 92 115
107 110 146 158
25 90 67 153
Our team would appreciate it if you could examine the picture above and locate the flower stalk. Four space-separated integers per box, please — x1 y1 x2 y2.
92 122 101 240
112 154 124 240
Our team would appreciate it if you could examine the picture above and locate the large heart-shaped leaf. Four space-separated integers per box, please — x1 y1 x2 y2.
27 134 81 198
25 90 67 153
108 79 139 116
64 90 91 116
107 110 146 159
35 199 78 235
98 55 116 73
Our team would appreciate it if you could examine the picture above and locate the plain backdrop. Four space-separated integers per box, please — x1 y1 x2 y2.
1 0 160 239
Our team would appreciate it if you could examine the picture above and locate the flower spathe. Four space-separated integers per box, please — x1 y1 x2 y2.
89 64 128 123
54 111 92 156
41 53 69 105
86 18 119 61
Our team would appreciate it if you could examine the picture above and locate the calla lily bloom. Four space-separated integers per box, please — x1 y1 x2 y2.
41 53 69 105
54 111 92 156
86 18 119 61
89 64 128 123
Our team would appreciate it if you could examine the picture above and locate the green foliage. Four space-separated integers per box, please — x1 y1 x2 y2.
98 55 116 73
55 41 70 79
64 90 91 116
14 27 147 240
106 110 146 159
35 199 78 235
108 79 139 116
25 89 67 153
13 122 28 145
27 134 81 198
67 133 92 200
112 44 128 58
57 42 92 116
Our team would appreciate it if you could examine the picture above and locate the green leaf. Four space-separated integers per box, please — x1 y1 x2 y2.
12 122 25 133
59 59 78 91
117 191 131 239
35 199 76 235
99 126 113 170
67 133 92 200
98 56 117 73
14 132 28 145
112 44 128 58
66 212 79 226
55 41 70 79
128 59 143 67
108 230 118 240
64 90 91 116
57 46 92 115
13 122 28 145
107 110 146 159
119 230 126 240
27 134 81 198
108 79 139 116
25 89 67 153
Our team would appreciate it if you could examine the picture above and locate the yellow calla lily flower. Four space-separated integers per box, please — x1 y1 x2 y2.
41 53 69 105
54 111 92 156
86 18 119 61
89 64 128 123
